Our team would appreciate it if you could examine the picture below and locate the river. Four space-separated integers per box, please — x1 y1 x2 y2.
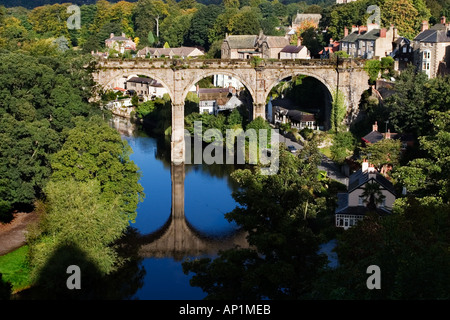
109 116 247 300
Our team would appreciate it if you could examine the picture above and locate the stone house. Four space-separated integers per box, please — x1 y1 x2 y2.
413 17 450 78
221 32 290 59
105 33 136 54
125 76 168 100
258 34 290 59
272 106 316 130
136 46 204 59
221 34 260 59
291 13 322 31
339 24 397 59
335 160 396 230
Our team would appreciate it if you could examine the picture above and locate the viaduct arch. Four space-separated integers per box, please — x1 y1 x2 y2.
93 58 370 164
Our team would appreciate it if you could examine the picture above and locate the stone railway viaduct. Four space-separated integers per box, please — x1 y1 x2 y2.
93 58 370 164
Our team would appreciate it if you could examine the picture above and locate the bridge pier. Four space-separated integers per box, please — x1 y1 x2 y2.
171 103 185 165
253 103 266 120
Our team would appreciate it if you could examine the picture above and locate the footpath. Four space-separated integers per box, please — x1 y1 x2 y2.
0 212 39 256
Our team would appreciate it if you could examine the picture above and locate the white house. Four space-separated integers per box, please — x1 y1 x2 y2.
335 160 396 230
213 74 244 90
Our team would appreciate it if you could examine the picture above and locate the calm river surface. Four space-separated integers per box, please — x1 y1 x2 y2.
110 116 245 300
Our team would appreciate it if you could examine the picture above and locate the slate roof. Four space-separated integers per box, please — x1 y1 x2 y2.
225 35 258 49
286 110 315 122
264 36 290 48
293 13 322 25
347 169 395 195
414 28 450 43
126 77 162 87
362 130 384 144
341 31 361 43
358 29 382 41
281 45 304 53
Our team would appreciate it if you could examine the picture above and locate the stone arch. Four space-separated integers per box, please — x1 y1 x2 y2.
264 69 338 130
263 69 335 104
180 69 256 103
100 69 175 102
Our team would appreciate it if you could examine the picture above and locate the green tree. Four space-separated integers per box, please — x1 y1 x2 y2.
383 65 429 136
27 179 132 296
381 0 424 39
183 144 328 299
330 131 356 164
393 110 450 200
50 116 144 221
330 89 346 132
364 59 381 84
188 4 223 50
132 0 169 45
360 138 402 173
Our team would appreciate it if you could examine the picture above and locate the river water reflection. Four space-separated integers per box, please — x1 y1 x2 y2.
110 116 247 300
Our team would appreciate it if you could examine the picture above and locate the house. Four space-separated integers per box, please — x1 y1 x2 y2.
279 39 311 59
291 13 322 31
336 0 357 3
319 39 340 59
412 17 450 78
125 76 168 100
272 106 316 130
197 86 244 115
362 121 414 150
105 33 136 54
221 34 260 59
391 37 413 71
335 160 396 230
258 33 290 59
136 46 204 59
339 24 397 59
213 74 244 90
221 31 290 59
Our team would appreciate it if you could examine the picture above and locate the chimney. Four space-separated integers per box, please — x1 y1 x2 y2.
110 33 114 38
441 16 446 24
329 38 334 44
421 20 429 32
385 129 391 139
351 25 358 33
380 28 387 38
362 159 369 173
344 27 349 37
297 37 302 47
122 32 126 37
358 26 367 34
368 164 376 173
372 121 378 132
367 23 379 32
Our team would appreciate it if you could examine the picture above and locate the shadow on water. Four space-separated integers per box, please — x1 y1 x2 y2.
15 228 146 300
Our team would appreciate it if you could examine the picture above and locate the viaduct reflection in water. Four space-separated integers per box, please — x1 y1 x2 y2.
137 164 248 261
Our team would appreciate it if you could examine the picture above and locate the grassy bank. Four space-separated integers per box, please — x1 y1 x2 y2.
0 246 32 293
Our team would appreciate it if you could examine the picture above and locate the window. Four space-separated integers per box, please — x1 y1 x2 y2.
358 196 364 206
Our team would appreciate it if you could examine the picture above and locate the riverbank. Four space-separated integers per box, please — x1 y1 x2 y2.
0 211 39 256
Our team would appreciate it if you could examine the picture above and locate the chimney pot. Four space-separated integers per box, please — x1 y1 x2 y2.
441 16 446 24
421 20 429 32
372 121 378 132
362 159 369 172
